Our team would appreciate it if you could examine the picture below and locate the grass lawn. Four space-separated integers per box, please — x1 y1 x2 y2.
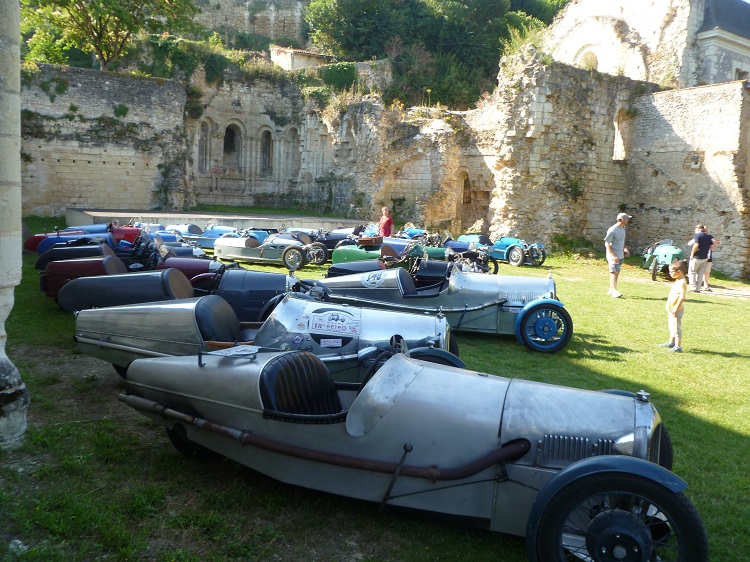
1 216 749 560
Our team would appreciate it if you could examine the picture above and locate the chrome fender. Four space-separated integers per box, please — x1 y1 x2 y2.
524 455 687 552
513 298 566 346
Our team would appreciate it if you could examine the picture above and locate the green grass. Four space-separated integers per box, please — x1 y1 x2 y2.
3 215 750 560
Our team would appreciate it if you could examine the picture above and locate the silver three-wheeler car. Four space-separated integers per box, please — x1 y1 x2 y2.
120 349 708 561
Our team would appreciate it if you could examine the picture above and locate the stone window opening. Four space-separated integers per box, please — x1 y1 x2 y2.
577 51 598 71
736 69 749 81
462 174 472 204
223 124 242 171
198 122 209 173
612 108 629 161
261 130 274 176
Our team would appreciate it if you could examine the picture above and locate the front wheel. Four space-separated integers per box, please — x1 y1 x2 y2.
530 246 546 266
281 246 306 271
518 303 573 353
306 242 329 265
530 473 709 562
507 245 525 266
166 425 223 462
651 258 660 281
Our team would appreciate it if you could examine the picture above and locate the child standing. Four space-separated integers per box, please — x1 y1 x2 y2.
661 260 688 353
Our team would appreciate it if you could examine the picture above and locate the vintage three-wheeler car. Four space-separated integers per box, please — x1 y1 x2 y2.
119 349 708 561
213 231 328 269
304 265 572 353
75 293 461 381
642 239 686 280
455 234 547 267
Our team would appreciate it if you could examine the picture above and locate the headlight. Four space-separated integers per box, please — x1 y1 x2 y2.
614 426 649 459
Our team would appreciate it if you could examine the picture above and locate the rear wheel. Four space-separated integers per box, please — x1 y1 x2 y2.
112 364 128 378
166 425 222 462
507 245 524 266
530 473 709 562
281 246 306 271
306 242 329 265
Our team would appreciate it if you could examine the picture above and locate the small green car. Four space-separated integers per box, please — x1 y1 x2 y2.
642 239 685 280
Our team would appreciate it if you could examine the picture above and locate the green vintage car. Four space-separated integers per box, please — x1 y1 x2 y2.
331 236 449 264
642 239 685 280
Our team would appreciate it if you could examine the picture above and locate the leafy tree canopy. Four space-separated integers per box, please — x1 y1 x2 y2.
21 0 201 71
305 0 567 108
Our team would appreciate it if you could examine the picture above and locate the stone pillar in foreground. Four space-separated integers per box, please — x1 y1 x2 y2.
0 0 30 449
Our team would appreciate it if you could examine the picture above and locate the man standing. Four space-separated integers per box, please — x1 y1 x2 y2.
688 225 718 293
604 212 632 298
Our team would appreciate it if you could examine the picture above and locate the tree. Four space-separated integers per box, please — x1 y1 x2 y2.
21 0 201 71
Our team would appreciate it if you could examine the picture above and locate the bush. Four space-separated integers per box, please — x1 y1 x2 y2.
318 62 357 91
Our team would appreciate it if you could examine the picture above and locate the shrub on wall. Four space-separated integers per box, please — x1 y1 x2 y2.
204 52 229 83
318 62 357 91
113 104 129 118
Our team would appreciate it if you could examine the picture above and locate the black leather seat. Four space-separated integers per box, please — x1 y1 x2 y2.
259 352 342 415
397 267 418 296
194 295 241 342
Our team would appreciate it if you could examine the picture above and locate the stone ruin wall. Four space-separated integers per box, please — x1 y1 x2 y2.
627 81 750 278
195 0 309 43
463 48 653 247
18 54 750 278
20 65 187 216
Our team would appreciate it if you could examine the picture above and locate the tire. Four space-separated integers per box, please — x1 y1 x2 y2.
449 333 460 357
410 349 465 367
306 242 329 265
530 472 709 562
507 245 524 266
112 364 128 378
658 425 674 471
281 246 306 271
486 256 499 274
166 425 222 462
518 303 573 353
651 258 660 281
530 247 546 267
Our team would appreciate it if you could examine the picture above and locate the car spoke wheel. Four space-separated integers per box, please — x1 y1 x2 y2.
519 303 573 353
531 473 709 562
306 242 329 265
507 245 524 266
530 247 546 266
485 255 499 274
281 246 306 271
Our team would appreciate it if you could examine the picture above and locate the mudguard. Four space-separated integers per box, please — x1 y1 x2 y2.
409 347 465 368
513 298 566 345
524 455 687 553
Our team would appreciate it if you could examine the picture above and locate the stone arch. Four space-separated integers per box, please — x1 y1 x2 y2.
222 123 243 171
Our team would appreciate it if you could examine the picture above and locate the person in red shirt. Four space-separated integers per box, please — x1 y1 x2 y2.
378 207 394 237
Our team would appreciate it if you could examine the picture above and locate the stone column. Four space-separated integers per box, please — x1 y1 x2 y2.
0 0 29 448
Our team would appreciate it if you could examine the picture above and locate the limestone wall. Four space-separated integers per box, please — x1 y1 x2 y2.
627 81 750 278
21 65 186 215
195 0 308 42
464 48 654 246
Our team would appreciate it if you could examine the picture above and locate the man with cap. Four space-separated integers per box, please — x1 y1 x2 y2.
604 212 632 298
